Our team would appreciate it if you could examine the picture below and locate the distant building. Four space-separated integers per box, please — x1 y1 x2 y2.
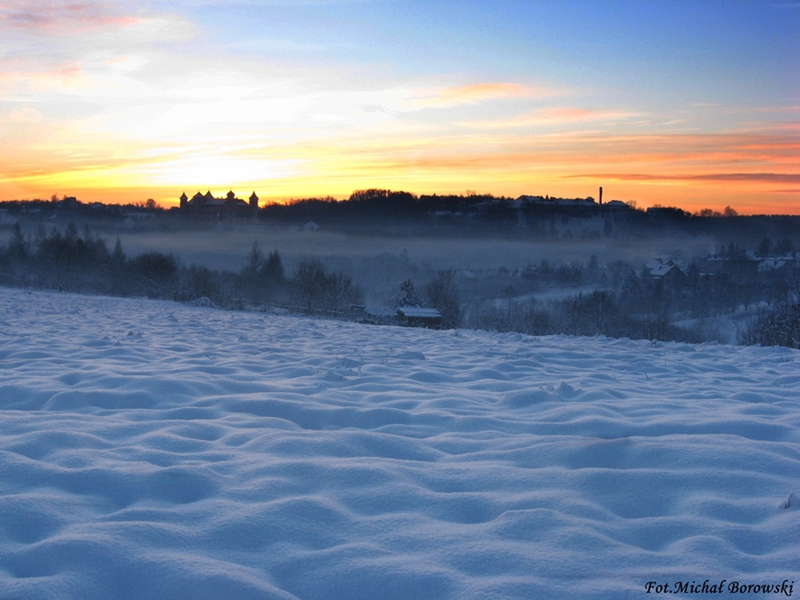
396 307 442 329
644 258 686 284
302 220 320 232
179 190 259 221
605 200 631 211
353 305 443 329
756 254 798 272
52 196 79 210
758 259 789 272
517 195 597 208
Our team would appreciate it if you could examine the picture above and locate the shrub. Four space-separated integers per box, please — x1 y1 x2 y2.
129 252 179 299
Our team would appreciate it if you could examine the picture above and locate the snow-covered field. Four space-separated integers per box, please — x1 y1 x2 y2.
0 287 798 599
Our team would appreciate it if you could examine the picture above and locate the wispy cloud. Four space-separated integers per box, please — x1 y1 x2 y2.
0 58 87 94
412 82 557 109
564 173 800 184
461 107 641 130
0 0 141 32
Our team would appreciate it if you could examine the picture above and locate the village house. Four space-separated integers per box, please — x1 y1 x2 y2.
644 258 686 284
396 307 443 329
605 200 631 211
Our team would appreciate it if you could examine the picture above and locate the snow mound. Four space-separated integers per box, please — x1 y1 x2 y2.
0 288 798 599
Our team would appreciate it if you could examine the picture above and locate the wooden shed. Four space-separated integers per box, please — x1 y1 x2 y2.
396 307 442 329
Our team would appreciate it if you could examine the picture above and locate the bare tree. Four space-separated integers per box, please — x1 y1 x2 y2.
424 271 461 329
292 258 328 313
326 271 354 314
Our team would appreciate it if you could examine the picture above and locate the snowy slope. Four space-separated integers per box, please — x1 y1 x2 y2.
0 287 798 599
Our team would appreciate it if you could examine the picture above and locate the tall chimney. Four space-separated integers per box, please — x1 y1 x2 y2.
599 186 603 205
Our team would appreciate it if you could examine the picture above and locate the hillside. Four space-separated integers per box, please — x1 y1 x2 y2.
0 288 798 599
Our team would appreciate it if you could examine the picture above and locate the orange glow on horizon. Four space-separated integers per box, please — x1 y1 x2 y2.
3 178 798 217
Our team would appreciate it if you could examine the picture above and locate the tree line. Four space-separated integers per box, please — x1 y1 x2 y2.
467 254 799 347
0 223 362 314
2 222 798 347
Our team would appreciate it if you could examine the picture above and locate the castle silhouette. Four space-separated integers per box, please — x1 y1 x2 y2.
179 190 258 221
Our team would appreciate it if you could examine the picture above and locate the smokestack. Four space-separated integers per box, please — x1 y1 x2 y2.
599 186 603 205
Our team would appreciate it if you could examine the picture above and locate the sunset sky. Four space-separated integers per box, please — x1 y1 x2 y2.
1 0 798 213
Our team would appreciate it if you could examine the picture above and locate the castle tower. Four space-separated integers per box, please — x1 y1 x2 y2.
179 192 188 210
249 192 259 220
599 186 603 205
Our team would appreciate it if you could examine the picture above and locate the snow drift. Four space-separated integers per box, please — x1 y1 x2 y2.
0 288 797 599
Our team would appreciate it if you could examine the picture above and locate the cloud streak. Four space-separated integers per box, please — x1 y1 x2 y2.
0 0 140 32
461 107 642 130
0 59 86 94
565 173 800 184
412 82 558 109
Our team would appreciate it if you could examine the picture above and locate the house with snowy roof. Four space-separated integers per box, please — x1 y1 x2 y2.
396 307 442 329
644 258 686 284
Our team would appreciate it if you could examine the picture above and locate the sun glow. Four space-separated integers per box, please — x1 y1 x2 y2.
149 154 303 189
